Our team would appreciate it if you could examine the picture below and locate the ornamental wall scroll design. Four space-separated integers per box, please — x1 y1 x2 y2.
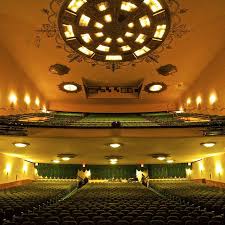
34 0 189 71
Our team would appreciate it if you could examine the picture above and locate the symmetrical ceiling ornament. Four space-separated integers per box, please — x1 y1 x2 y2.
157 64 177 76
35 0 189 71
49 63 71 75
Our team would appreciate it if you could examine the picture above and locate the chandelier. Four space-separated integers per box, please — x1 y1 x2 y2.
58 0 171 63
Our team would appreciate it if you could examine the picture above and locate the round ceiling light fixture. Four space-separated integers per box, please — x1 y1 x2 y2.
52 159 60 163
58 0 171 63
58 82 82 93
144 82 167 93
200 142 216 148
166 159 174 163
57 153 77 161
108 143 122 149
13 142 30 148
105 155 123 164
150 153 169 161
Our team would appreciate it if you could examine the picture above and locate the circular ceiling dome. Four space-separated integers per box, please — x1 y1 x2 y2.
58 0 171 62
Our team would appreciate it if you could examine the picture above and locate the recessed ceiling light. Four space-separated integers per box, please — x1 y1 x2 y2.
157 156 166 161
78 46 94 55
135 34 147 44
81 33 92 43
110 158 118 164
63 24 75 38
105 37 112 44
121 1 137 12
116 37 124 43
95 32 104 37
121 45 131 52
139 15 150 27
128 22 134 28
109 143 121 148
167 159 174 163
68 0 87 13
94 22 104 29
200 142 216 148
125 32 134 37
154 24 166 39
62 157 70 161
13 142 30 148
63 83 78 92
134 46 150 57
143 0 163 12
79 14 90 26
106 55 122 61
97 2 108 11
59 82 82 93
144 82 167 93
104 14 112 23
52 159 60 163
96 45 110 52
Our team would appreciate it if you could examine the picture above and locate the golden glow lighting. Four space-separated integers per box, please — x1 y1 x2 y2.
104 14 112 23
128 22 134 28
35 97 40 107
186 98 191 105
149 84 163 92
167 159 174 163
215 162 222 175
109 143 121 148
200 142 216 148
68 0 87 13
81 33 92 43
196 96 202 106
135 34 147 44
139 15 150 27
157 156 166 161
24 95 31 105
96 45 110 52
53 159 60 163
97 2 108 11
154 24 166 39
79 14 90 26
78 46 94 56
125 32 134 37
110 158 118 164
13 142 29 148
5 163 11 174
63 24 75 38
62 157 70 161
121 45 131 51
95 32 104 37
143 0 163 12
121 1 137 12
105 37 112 44
63 84 78 92
209 93 217 105
23 164 28 173
106 55 122 61
94 22 104 29
9 92 17 105
134 46 150 57
116 37 124 43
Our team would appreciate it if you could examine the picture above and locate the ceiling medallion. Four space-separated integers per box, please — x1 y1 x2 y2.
35 0 189 71
49 64 71 75
58 82 82 93
144 82 167 93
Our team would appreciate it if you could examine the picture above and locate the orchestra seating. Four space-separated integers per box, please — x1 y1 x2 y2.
2 182 224 225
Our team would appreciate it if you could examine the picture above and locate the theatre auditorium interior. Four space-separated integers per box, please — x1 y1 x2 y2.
1 0 225 225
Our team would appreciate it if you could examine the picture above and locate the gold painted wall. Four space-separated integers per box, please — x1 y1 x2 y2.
190 153 225 182
0 153 35 184
0 45 47 115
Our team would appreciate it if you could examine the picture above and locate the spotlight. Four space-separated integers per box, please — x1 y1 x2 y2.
62 157 70 161
109 143 121 149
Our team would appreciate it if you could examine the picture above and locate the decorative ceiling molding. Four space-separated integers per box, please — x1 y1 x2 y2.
49 64 71 75
34 0 189 71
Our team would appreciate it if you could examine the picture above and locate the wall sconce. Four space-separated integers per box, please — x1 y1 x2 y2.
9 92 17 108
199 161 204 174
215 163 222 176
209 93 217 106
186 168 192 176
186 98 191 106
5 163 11 175
23 164 28 174
35 97 40 108
196 96 202 109
24 94 31 107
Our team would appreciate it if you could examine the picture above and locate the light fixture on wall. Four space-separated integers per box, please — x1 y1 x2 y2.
13 142 30 148
9 92 17 107
5 163 11 175
200 142 216 148
144 82 167 93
